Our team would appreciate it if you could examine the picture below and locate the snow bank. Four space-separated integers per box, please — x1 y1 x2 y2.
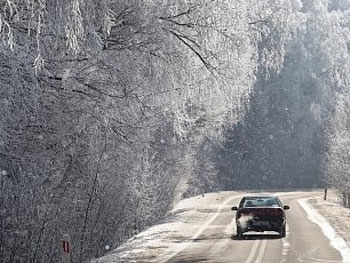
299 198 350 263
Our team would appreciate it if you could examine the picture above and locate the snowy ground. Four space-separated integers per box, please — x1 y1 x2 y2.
307 189 350 250
91 191 238 263
90 189 350 263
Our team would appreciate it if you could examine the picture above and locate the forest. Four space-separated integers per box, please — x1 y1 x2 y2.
0 0 349 262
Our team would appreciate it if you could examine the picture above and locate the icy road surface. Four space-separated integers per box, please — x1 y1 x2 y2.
91 191 350 263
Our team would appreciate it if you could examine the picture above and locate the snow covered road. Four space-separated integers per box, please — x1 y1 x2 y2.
91 190 350 263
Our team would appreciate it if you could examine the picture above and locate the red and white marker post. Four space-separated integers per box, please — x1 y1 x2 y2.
62 234 71 263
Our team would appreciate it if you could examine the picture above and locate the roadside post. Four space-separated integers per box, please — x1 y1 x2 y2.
62 234 71 263
324 188 327 200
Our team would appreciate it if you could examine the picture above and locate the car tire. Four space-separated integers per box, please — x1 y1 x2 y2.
237 226 243 238
279 224 286 238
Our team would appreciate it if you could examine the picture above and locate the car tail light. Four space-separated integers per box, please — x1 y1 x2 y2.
240 208 252 215
237 208 252 219
274 208 284 217
262 208 283 216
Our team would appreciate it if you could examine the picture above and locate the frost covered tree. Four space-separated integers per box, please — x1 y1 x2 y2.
0 0 279 262
323 0 350 206
297 0 350 205
327 95 350 207
1 0 349 262
215 0 350 191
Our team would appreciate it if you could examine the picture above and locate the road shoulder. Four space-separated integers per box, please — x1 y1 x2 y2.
307 189 350 251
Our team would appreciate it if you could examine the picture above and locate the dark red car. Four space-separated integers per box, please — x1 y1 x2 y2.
231 196 289 238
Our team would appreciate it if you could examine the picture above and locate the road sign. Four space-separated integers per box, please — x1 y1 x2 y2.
62 234 71 263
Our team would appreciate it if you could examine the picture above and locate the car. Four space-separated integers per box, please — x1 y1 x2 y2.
231 195 289 238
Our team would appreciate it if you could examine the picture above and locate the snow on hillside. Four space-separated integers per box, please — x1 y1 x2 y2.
91 191 238 263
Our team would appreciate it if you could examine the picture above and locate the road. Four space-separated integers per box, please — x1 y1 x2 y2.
156 192 344 263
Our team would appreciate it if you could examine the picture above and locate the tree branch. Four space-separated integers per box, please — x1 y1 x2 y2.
168 30 212 70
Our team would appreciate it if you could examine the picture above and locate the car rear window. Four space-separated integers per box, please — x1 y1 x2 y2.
242 197 279 207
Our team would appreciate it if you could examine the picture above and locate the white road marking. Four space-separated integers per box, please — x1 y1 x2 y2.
205 212 236 258
156 194 240 263
244 238 267 263
255 239 267 263
281 223 290 258
245 239 260 263
299 198 350 263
